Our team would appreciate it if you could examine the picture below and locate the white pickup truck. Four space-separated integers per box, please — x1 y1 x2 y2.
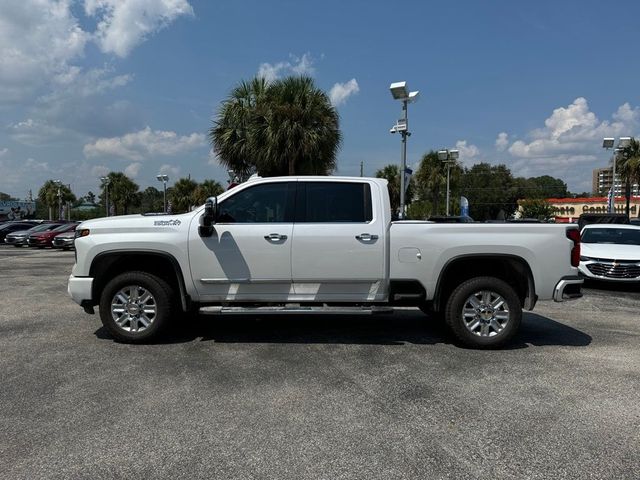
68 176 583 348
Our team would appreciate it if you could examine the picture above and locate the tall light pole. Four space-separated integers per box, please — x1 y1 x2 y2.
437 149 459 216
53 180 62 220
156 174 169 213
100 176 110 217
389 81 420 219
603 137 632 213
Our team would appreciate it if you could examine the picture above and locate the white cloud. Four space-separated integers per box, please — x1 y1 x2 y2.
91 165 110 178
455 140 481 166
159 164 181 177
495 132 509 151
85 0 194 58
500 97 640 190
329 79 359 106
124 162 142 178
0 0 88 102
0 148 8 157
258 53 316 82
25 158 50 171
83 126 206 160
8 118 74 146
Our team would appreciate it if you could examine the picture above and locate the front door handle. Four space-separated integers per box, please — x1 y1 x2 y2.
355 233 378 241
264 233 288 241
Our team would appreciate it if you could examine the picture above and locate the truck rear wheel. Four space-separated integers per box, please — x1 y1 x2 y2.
445 276 521 349
99 271 174 343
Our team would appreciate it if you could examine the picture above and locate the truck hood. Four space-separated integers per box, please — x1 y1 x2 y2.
79 212 195 233
581 242 640 261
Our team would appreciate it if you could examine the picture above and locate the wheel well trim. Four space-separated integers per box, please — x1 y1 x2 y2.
89 249 191 312
432 253 536 311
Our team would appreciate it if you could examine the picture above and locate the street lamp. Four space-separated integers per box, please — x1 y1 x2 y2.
603 137 633 212
100 176 111 217
437 149 459 216
53 180 62 220
156 174 169 213
389 81 420 219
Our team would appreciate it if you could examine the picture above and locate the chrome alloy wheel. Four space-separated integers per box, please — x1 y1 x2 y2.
110 285 157 333
462 290 510 337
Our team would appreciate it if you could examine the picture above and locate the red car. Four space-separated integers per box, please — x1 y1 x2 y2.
27 222 79 248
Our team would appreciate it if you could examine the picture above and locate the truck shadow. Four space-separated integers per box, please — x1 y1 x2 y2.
95 311 592 349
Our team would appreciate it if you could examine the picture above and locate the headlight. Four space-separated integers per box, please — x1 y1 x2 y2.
579 256 592 261
75 229 90 238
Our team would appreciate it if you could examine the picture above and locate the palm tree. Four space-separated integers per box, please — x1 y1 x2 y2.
210 76 341 177
375 164 414 217
169 178 199 213
193 179 224 205
414 151 447 216
617 138 640 216
38 180 76 220
99 172 139 215
209 77 268 181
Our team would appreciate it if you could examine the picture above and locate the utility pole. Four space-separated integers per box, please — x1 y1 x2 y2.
360 161 364 177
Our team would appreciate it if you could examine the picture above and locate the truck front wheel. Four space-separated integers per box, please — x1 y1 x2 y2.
445 276 522 349
99 271 174 343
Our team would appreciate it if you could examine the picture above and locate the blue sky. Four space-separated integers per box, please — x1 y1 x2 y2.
1 0 639 199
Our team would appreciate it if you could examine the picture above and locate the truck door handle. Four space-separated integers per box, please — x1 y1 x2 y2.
264 233 288 241
356 233 378 241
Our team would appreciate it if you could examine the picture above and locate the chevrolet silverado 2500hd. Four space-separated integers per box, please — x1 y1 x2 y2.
68 176 583 348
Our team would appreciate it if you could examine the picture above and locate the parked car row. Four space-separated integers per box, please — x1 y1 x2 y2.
1 221 79 250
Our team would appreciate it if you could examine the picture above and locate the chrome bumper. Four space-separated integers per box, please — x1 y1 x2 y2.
553 276 583 302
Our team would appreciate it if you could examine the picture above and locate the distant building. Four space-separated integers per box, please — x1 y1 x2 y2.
547 196 640 223
592 166 639 196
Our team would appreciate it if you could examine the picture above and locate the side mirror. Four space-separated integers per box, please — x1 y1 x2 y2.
198 197 217 237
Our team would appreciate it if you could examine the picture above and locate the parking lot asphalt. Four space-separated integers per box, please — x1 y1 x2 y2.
1 247 639 480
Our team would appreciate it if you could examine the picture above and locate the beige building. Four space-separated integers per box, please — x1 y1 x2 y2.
592 166 639 196
548 195 640 223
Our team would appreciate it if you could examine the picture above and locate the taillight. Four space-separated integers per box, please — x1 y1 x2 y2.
566 228 580 267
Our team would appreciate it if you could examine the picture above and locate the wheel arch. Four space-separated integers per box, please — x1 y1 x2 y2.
89 250 191 312
432 254 536 312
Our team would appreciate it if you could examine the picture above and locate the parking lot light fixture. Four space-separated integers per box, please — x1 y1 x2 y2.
389 81 420 219
156 174 169 213
100 176 111 217
438 150 459 216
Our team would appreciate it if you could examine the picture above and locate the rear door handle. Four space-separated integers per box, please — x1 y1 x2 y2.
264 233 288 241
355 233 378 241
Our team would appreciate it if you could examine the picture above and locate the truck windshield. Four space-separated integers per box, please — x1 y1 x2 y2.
581 228 640 245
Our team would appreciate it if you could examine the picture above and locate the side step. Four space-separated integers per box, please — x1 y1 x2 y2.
199 305 395 315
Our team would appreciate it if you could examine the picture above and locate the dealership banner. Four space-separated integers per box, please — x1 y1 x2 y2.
0 200 36 221
460 196 469 217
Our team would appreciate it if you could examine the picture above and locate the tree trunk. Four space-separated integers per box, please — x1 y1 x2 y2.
626 180 631 217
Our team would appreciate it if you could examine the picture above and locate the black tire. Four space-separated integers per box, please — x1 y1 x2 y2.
445 276 522 349
99 271 175 343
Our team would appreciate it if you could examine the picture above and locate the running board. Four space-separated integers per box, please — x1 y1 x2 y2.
198 305 394 315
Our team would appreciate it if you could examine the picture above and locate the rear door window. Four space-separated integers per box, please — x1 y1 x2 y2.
295 182 372 223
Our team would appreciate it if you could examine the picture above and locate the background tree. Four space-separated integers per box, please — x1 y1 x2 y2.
618 138 640 216
193 179 224 205
210 76 341 177
0 192 14 201
37 180 76 220
98 172 139 215
84 191 96 204
413 151 462 217
169 178 199 213
458 163 516 221
519 198 555 220
375 164 414 217
137 186 164 213
209 77 268 180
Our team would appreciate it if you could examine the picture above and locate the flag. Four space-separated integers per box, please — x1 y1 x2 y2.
403 167 413 193
607 187 613 213
460 196 469 217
